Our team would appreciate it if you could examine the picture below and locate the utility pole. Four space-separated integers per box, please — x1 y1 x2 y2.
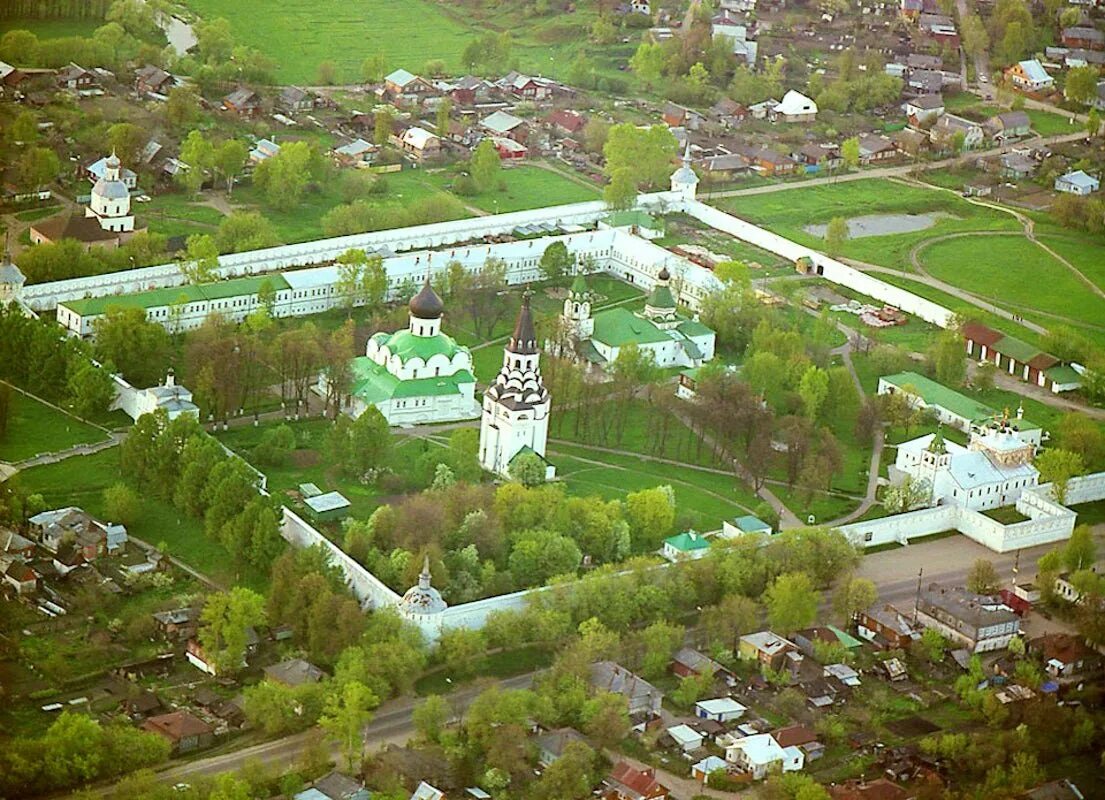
913 566 924 624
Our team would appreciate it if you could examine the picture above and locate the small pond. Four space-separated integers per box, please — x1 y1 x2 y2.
805 212 952 239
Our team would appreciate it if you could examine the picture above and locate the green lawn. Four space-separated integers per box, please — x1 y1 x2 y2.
423 165 601 214
919 234 1105 329
1027 109 1077 136
13 205 61 222
1039 235 1105 293
181 0 475 83
716 178 1020 271
15 448 268 589
142 194 226 239
0 392 108 463
0 18 103 39
415 644 553 695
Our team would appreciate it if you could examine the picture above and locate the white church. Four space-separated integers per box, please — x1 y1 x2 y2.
30 151 144 249
479 293 555 481
892 420 1040 511
328 278 480 426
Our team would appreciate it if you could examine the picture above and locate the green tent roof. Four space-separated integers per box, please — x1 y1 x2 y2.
592 307 670 347
646 282 676 310
665 531 711 552
570 274 590 295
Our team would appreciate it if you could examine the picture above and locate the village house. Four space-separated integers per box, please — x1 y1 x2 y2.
263 658 326 687
384 69 435 100
930 113 983 150
141 710 215 755
547 109 586 137
1062 26 1104 50
479 110 528 143
56 62 96 91
1006 59 1054 92
134 64 176 97
664 723 704 753
410 783 445 800
28 507 126 557
1028 633 1100 680
986 111 1031 143
398 127 442 162
333 138 376 167
604 762 669 800
828 778 911 800
740 146 797 175
720 515 773 538
590 661 664 719
152 607 199 640
723 732 804 779
894 128 931 157
695 696 747 723
222 87 261 116
1055 169 1099 195
1000 152 1037 179
902 94 944 125
907 68 944 95
503 72 554 101
856 605 920 649
698 153 751 181
662 102 706 130
857 134 898 165
915 584 1020 652
294 771 371 800
691 755 729 783
791 143 841 172
739 631 798 669
492 137 528 160
919 13 959 46
792 626 863 659
279 86 315 113
772 90 818 123
671 646 731 681
535 727 589 767
2 559 37 595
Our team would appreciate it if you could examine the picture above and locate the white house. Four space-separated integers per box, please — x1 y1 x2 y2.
720 515 772 538
772 90 817 122
695 697 747 723
662 530 711 561
1055 170 1099 195
724 733 804 779
1007 59 1054 92
112 369 199 422
666 723 704 752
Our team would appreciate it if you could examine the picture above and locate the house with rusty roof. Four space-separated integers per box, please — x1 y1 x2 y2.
141 710 214 754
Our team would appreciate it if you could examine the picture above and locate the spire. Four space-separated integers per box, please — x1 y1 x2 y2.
418 555 432 589
508 291 537 354
682 140 692 168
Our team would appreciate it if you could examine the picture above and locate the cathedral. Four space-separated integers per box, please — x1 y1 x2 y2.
330 277 480 425
555 267 716 371
479 293 555 481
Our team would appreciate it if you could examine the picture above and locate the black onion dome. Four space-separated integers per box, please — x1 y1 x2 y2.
657 265 670 281
409 276 444 318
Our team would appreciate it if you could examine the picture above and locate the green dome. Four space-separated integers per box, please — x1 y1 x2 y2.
379 329 464 363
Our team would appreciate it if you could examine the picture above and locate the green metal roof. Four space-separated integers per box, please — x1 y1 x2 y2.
1044 364 1081 385
732 515 771 533
647 283 676 310
62 275 291 317
665 531 711 552
376 329 465 363
881 371 996 423
992 334 1042 364
826 625 863 649
350 357 474 405
606 210 660 230
677 319 713 337
592 307 671 347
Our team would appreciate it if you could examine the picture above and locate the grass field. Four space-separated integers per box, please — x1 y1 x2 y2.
0 18 103 39
142 194 226 239
717 178 1021 271
181 0 472 83
423 165 601 214
0 392 107 463
918 234 1105 329
15 448 268 589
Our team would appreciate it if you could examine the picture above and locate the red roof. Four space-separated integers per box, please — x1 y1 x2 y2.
1027 353 1059 371
609 762 666 798
961 321 1003 347
547 109 585 133
141 710 213 741
1031 633 1093 665
773 724 818 748
829 778 908 800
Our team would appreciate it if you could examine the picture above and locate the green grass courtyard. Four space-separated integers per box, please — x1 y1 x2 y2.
0 391 108 463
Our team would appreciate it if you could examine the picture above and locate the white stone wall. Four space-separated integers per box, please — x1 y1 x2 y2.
279 507 401 610
1062 473 1105 505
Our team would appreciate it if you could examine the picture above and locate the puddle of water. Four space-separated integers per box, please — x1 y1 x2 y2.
805 212 952 239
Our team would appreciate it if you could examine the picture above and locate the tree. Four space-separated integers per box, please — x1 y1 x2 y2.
1037 448 1085 504
1066 65 1099 105
603 167 637 210
198 587 266 674
833 576 877 623
702 594 759 652
603 124 678 189
438 627 487 677
967 558 1001 594
216 211 279 253
581 691 630 747
531 741 597 800
253 141 321 211
470 139 501 192
66 360 115 418
624 485 675 551
917 627 946 663
178 233 220 284
539 241 573 281
103 482 141 526
412 695 450 743
360 53 387 82
764 572 820 632
931 329 967 386
629 41 666 88
1087 108 1101 139
840 137 860 170
16 146 59 191
374 107 394 147
92 306 171 387
798 366 830 422
164 86 201 131
435 97 453 138
510 450 548 486
824 216 849 256
213 139 248 195
1064 524 1096 572
107 122 146 167
321 680 378 771
8 110 38 147
178 129 214 195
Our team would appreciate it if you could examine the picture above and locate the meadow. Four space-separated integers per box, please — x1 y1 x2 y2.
423 165 601 214
0 392 107 463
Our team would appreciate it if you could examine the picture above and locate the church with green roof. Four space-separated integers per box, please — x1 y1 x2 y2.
328 278 480 426
557 267 716 371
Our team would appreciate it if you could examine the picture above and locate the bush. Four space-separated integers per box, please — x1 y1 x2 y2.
453 174 478 196
253 424 296 466
103 482 142 526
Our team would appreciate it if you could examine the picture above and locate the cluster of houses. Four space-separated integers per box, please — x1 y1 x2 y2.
0 507 138 598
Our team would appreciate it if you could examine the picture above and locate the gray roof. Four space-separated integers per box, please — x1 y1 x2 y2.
919 584 1018 628
590 661 664 711
92 177 130 200
263 658 325 686
0 257 25 286
535 727 588 759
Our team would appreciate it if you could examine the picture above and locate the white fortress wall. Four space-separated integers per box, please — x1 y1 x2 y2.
279 507 401 610
679 199 957 328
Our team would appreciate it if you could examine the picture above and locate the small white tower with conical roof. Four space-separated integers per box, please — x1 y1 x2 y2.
670 142 699 201
479 292 553 479
0 239 26 307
